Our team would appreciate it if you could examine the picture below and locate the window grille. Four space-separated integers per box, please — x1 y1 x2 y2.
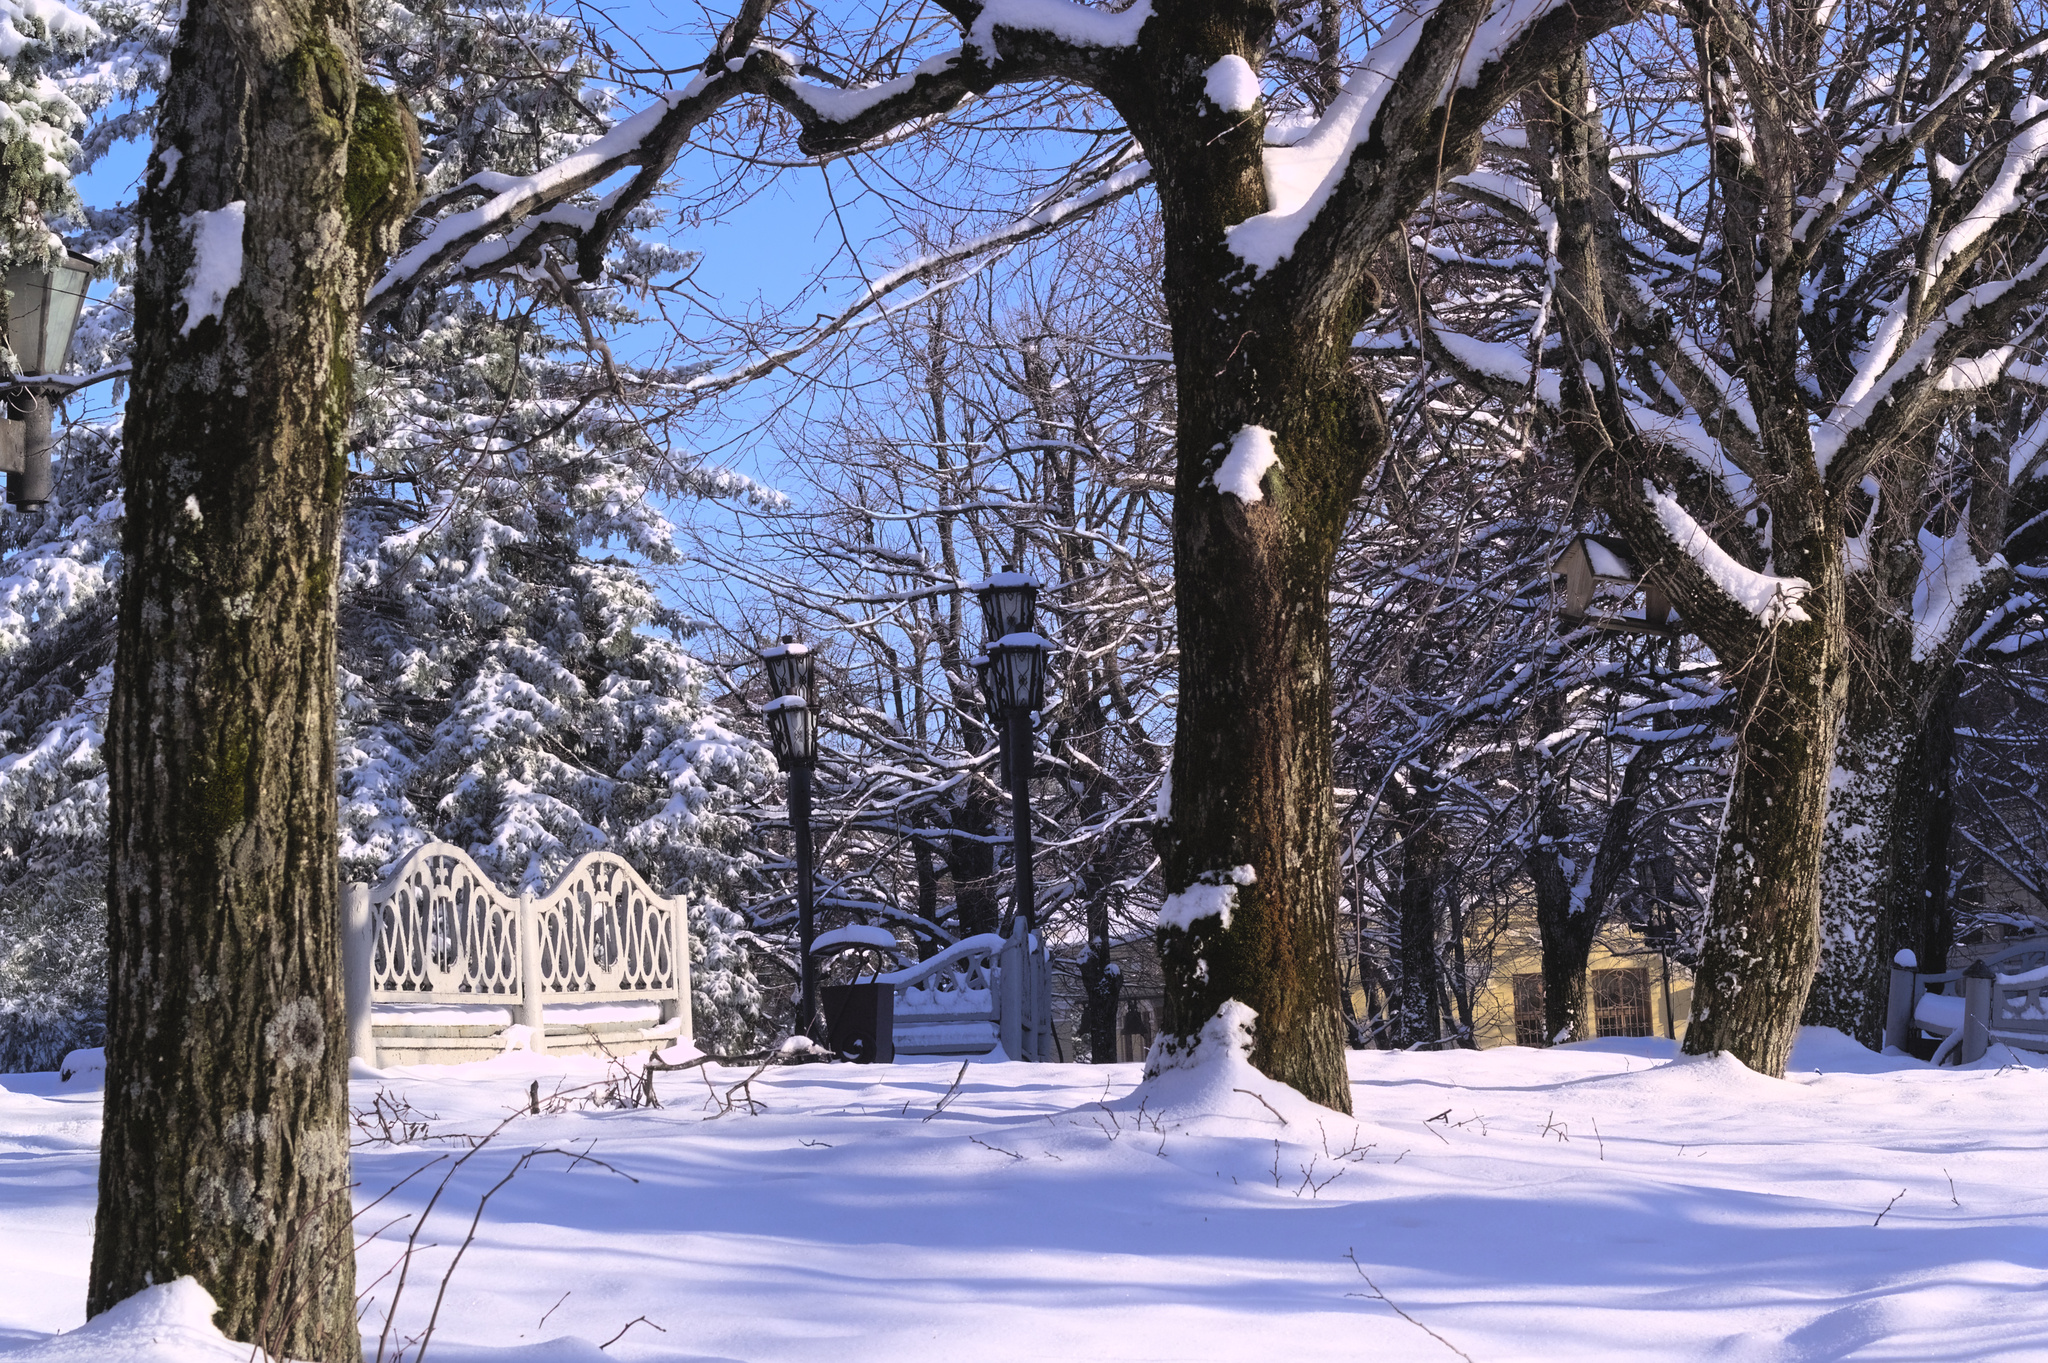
1594 967 1652 1038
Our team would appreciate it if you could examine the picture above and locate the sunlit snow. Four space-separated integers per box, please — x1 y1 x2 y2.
6 1031 2048 1360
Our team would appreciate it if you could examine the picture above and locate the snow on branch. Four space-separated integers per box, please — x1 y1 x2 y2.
1225 10 1431 273
962 0 1155 61
1923 94 2048 282
1813 256 2048 478
1788 57 2047 251
372 75 720 309
1225 0 1581 276
1644 482 1810 626
1911 521 2004 662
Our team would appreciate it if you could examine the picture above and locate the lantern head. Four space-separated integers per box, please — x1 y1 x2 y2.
973 565 1039 642
758 635 816 706
970 652 1001 726
986 633 1047 717
763 694 817 771
5 250 94 377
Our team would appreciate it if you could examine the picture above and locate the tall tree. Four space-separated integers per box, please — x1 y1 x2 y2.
88 0 416 1352
1524 8 2048 1073
371 0 1640 1110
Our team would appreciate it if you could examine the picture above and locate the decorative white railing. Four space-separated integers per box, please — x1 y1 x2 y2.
875 916 1054 1061
342 842 691 1061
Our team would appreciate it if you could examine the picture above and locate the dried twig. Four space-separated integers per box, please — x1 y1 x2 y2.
922 1060 970 1122
1873 1188 1907 1227
598 1315 668 1350
1344 1249 1474 1361
970 1135 1024 1160
1294 1157 1345 1198
1233 1087 1288 1125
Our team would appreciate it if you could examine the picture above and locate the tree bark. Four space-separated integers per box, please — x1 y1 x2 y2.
1386 775 1447 1049
1532 44 1847 1078
1529 708 1658 1047
948 788 1000 938
1807 675 1961 1043
90 0 416 1352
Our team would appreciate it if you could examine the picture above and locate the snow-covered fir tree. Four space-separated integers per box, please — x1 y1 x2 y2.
0 0 778 1068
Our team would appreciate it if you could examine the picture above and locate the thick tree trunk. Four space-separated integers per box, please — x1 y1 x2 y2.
948 788 1000 938
1140 123 1380 1113
1807 677 1960 1043
90 0 416 1352
1807 714 1911 1044
1680 597 1845 1074
1534 46 1847 1080
1530 716 1658 1046
1896 681 1957 978
1529 707 1596 1046
1535 908 1597 1046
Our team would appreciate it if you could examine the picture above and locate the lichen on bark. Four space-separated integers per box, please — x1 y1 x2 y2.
89 0 418 1354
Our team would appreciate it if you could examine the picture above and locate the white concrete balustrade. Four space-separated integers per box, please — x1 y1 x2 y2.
344 842 692 1066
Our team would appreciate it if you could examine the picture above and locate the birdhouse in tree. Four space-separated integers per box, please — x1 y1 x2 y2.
1553 533 1677 635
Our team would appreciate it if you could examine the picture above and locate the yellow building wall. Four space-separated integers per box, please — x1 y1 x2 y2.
1467 920 1693 1048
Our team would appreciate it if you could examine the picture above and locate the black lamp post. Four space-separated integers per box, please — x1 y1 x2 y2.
3 249 94 512
975 566 1047 936
759 635 820 1038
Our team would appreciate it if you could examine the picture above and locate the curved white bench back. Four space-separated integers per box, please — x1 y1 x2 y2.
364 842 689 1005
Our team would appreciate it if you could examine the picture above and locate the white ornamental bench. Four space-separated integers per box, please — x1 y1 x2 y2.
343 843 691 1067
870 917 1054 1062
1884 940 2048 1064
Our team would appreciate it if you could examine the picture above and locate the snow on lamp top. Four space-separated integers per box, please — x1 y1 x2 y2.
757 633 816 705
973 563 1039 642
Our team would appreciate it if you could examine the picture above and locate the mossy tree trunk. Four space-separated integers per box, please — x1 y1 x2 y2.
1525 8 2048 1075
89 0 416 1353
1531 43 1848 1077
1384 773 1447 1049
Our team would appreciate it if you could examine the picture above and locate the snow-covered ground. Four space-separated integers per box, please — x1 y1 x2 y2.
4 1028 2048 1361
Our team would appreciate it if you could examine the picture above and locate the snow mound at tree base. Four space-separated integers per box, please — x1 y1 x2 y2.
1113 999 1344 1132
0 1279 610 1362
0 1279 250 1362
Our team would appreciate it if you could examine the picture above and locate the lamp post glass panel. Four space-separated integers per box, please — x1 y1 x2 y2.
975 565 1047 938
759 636 821 1038
2 249 94 511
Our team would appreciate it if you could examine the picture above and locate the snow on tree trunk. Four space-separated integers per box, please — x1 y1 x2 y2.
1807 719 1910 1044
89 1 416 1352
1150 242 1376 1111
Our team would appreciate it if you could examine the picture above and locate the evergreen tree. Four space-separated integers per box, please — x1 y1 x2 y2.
0 0 776 1071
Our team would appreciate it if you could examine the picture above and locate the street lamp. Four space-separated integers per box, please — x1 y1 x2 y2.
3 249 95 512
974 566 1048 937
758 635 820 1039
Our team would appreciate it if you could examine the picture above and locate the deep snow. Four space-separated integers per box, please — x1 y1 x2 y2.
4 1029 2048 1361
